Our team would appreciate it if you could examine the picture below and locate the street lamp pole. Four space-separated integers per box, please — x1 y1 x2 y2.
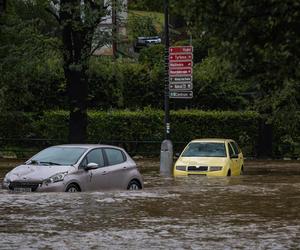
160 0 173 176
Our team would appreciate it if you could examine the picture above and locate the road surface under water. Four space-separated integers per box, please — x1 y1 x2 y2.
0 159 300 249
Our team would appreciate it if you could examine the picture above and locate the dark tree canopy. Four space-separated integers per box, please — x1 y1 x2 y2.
46 0 109 143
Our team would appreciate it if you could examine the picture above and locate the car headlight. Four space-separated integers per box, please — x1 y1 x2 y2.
209 166 223 171
44 172 67 184
176 165 186 171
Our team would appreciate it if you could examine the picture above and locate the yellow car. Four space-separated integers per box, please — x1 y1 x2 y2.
173 139 244 177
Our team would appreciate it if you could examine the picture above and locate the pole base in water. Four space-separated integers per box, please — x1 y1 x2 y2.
160 139 173 176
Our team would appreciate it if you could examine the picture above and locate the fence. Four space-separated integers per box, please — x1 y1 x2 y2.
0 137 188 159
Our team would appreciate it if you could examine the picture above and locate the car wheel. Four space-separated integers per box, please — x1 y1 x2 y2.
66 183 80 192
127 180 142 190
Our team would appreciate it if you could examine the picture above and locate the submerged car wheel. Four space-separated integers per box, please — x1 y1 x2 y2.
127 180 142 190
66 183 80 192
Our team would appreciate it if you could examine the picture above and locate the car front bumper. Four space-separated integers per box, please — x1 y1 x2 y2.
173 168 228 177
4 181 67 192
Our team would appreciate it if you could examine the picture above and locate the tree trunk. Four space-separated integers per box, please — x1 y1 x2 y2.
257 120 273 158
65 67 88 143
58 0 103 143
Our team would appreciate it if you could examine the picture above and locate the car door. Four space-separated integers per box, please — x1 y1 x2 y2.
102 148 129 189
231 141 244 172
228 142 239 176
79 148 108 191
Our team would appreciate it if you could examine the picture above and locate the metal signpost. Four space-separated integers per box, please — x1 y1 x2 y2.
160 0 173 176
160 0 194 176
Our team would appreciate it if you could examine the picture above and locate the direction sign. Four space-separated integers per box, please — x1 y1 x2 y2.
169 83 193 90
169 61 193 68
169 53 193 62
169 91 193 99
169 76 192 83
169 46 193 53
169 68 192 76
169 46 193 99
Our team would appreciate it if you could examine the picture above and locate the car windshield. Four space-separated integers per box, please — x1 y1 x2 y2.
181 142 227 157
29 147 87 166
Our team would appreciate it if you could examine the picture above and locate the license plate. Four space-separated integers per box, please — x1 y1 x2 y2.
13 187 32 192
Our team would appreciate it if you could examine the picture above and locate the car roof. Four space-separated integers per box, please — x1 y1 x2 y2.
190 138 234 143
53 144 123 150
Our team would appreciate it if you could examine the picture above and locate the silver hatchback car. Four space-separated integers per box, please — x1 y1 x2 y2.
2 145 143 192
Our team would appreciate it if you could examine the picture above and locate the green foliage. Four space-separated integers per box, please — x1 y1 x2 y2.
0 0 64 112
88 58 164 109
0 112 34 139
127 13 158 41
192 56 249 110
128 0 163 12
172 0 300 150
0 110 260 156
138 44 164 66
174 38 211 64
171 110 259 154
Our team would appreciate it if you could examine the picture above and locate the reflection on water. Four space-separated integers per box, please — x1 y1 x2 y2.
0 159 300 249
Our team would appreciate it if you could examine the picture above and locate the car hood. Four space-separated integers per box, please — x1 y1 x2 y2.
5 164 76 182
176 157 227 166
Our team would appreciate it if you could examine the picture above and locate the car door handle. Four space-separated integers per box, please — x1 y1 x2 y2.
102 171 107 175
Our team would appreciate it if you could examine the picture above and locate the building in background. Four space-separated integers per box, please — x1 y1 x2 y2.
93 0 128 57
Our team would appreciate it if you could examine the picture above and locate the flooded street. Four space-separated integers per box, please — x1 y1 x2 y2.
1 159 300 249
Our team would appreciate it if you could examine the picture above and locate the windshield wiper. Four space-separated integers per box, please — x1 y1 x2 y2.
40 161 61 166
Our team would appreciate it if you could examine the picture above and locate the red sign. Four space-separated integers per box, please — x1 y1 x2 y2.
169 68 192 76
169 61 193 68
168 46 193 99
169 46 193 53
169 54 193 61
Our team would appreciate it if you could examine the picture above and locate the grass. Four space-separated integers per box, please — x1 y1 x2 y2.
128 10 164 32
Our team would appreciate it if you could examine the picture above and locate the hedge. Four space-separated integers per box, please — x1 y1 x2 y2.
0 110 260 156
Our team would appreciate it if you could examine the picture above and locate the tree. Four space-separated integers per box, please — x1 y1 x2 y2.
46 0 109 143
127 13 158 41
0 0 63 113
172 0 300 156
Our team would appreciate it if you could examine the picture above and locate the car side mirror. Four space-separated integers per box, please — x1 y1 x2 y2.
85 162 98 170
175 152 180 158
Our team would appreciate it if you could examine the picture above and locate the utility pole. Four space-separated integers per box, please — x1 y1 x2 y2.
160 0 173 176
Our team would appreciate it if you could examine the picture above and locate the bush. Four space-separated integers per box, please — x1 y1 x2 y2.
138 44 164 66
88 59 164 109
0 110 260 156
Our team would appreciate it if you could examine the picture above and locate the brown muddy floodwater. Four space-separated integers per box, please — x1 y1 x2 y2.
0 159 300 249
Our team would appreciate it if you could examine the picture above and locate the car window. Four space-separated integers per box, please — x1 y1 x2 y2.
181 142 227 157
104 148 125 165
30 147 87 166
86 149 105 167
229 142 240 155
228 143 236 157
233 141 241 153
